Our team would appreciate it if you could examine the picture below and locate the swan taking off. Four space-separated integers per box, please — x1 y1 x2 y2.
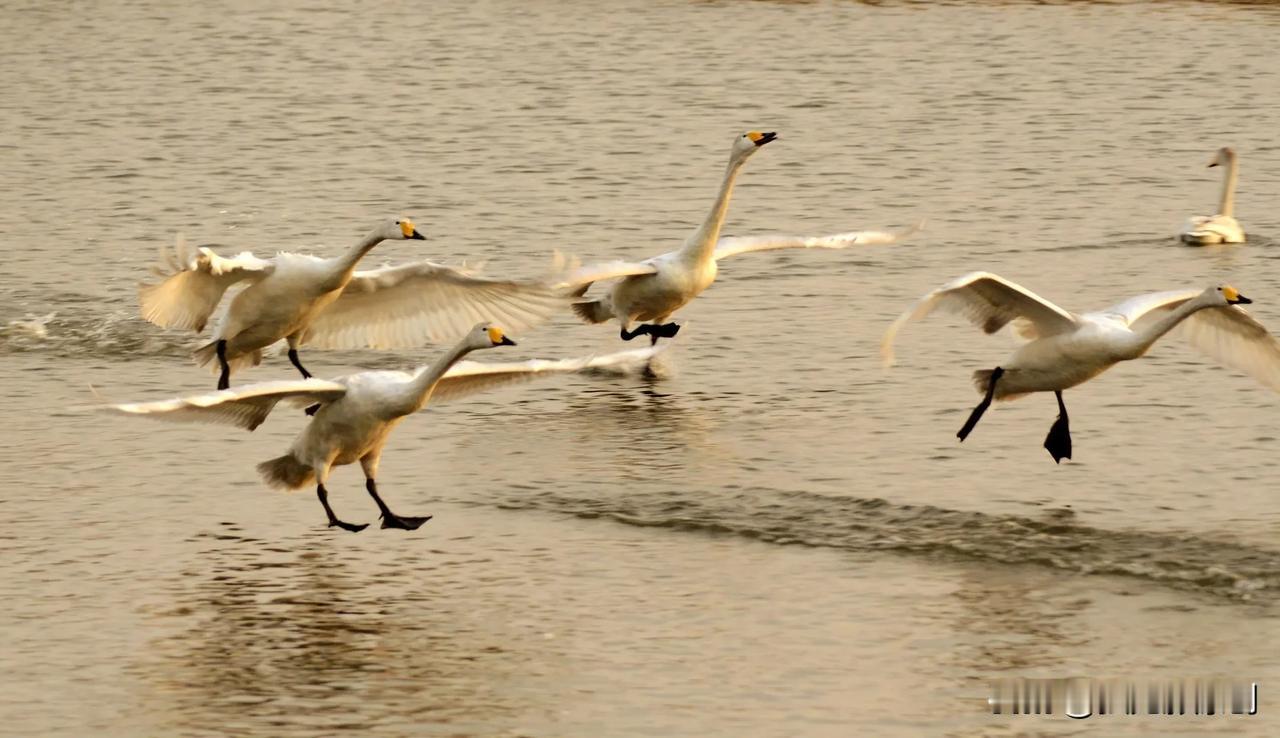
882 272 1280 462
101 324 663 531
138 219 564 389
1180 147 1245 245
559 131 918 346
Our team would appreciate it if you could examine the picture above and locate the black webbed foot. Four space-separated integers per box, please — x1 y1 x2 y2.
328 518 369 533
620 324 651 341
380 512 433 531
653 322 680 339
1043 391 1072 463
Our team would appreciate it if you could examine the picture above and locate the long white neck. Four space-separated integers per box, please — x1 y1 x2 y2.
1218 151 1238 218
402 340 475 413
679 155 747 264
1126 295 1212 357
331 228 387 285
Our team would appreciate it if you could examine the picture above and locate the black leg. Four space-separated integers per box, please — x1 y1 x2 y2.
1043 390 1073 463
216 339 231 390
957 366 1003 442
317 483 368 532
366 478 432 531
288 348 313 379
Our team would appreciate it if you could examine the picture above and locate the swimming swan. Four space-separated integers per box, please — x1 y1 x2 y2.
1180 146 1245 245
560 131 918 345
882 272 1280 462
101 324 662 531
139 219 564 388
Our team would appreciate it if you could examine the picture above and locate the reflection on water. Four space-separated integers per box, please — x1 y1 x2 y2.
135 527 541 736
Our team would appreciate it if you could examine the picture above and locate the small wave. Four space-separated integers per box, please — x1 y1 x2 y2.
487 488 1280 604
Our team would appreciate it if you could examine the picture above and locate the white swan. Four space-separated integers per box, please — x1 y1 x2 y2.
559 131 918 345
1180 146 1246 245
100 324 662 531
882 272 1280 462
138 219 564 389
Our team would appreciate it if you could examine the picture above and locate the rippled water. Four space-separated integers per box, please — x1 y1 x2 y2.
3 1 1280 736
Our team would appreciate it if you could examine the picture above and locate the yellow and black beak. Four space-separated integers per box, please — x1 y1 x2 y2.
399 219 426 240
1222 286 1251 305
487 326 517 346
747 131 778 147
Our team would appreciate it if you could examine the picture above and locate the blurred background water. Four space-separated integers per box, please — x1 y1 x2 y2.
2 0 1279 735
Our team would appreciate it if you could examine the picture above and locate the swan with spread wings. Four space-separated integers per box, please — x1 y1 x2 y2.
101 324 662 531
558 131 918 346
882 272 1280 462
139 219 564 389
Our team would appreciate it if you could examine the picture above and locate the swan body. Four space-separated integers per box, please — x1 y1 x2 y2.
1180 147 1245 245
560 131 919 342
138 219 564 387
882 272 1280 461
101 324 663 530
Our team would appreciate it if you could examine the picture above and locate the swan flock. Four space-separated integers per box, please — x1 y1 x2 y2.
102 131 1278 530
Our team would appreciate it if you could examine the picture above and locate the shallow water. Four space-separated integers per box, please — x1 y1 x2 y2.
3 0 1280 735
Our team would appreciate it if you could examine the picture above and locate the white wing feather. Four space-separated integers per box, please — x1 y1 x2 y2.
713 221 922 261
881 271 1079 367
554 260 660 293
100 379 348 431
1103 291 1280 392
137 235 275 332
426 346 664 404
304 261 567 350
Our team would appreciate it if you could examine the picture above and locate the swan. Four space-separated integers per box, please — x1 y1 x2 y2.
558 131 919 345
881 272 1280 462
138 219 564 389
100 324 663 531
1180 146 1245 245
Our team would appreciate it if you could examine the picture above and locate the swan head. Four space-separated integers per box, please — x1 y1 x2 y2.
1207 284 1251 306
1208 147 1235 168
378 217 426 241
730 130 778 162
467 322 517 350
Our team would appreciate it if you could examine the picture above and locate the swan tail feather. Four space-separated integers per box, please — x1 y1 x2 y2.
193 340 263 376
971 369 1031 401
257 454 315 490
571 298 612 324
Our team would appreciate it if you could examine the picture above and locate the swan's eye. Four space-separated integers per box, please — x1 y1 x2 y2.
1217 287 1223 291
395 220 401 225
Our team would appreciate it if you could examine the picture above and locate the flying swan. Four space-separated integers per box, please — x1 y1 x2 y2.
881 272 1280 462
1180 146 1245 245
138 218 565 388
100 324 663 531
558 131 919 346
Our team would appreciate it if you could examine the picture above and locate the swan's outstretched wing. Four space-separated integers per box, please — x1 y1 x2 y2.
426 346 664 405
553 260 659 294
138 235 275 332
1108 291 1280 391
712 222 922 261
99 379 348 431
1098 290 1201 327
304 262 566 350
881 271 1079 366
